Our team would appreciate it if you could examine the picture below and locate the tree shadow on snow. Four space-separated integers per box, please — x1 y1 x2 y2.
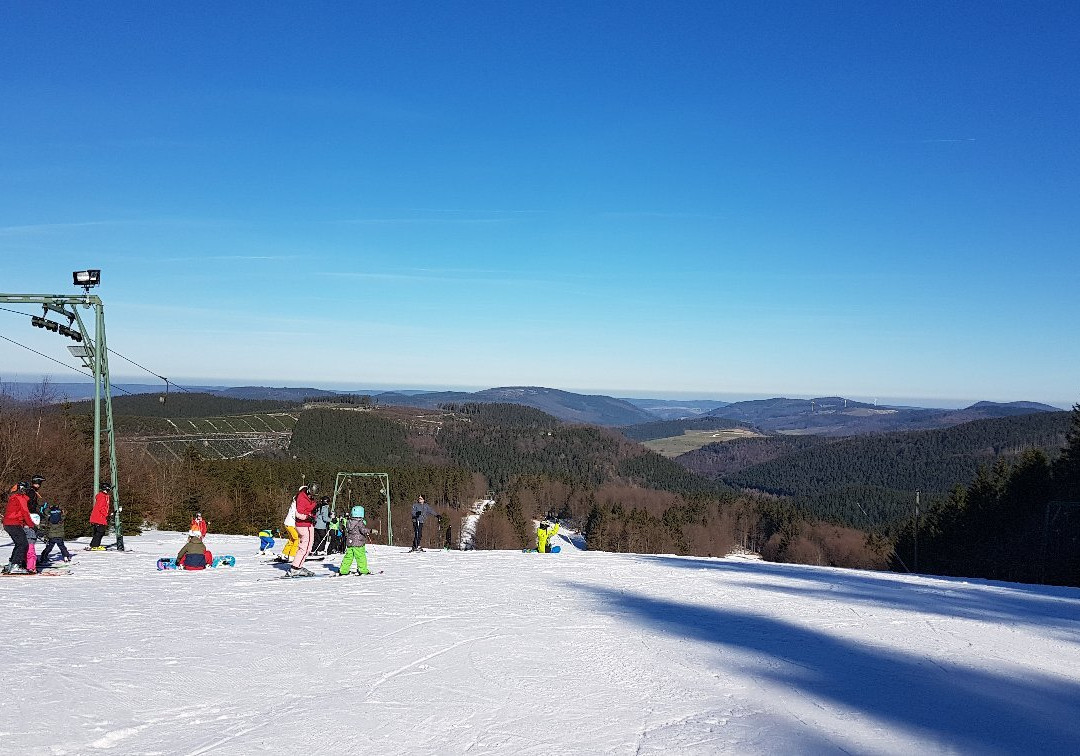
631 555 1080 636
570 582 1080 754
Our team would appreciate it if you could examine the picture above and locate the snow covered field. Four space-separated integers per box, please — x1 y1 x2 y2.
4 529 1080 755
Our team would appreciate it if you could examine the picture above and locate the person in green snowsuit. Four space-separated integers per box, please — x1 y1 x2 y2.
537 521 559 553
338 505 379 576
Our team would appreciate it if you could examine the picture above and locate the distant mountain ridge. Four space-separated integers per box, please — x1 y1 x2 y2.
5 381 1063 432
703 396 1063 436
373 386 657 426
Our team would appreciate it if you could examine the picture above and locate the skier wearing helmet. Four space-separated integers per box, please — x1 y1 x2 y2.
287 483 319 577
28 474 45 515
190 512 208 539
87 482 111 550
2 482 35 573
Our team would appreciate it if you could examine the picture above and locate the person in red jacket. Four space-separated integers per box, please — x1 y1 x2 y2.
87 482 111 550
288 483 319 577
3 482 35 573
190 512 208 539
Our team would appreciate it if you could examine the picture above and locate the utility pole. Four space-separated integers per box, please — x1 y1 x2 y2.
0 272 124 549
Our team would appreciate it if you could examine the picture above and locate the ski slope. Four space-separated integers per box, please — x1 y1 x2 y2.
4 530 1080 755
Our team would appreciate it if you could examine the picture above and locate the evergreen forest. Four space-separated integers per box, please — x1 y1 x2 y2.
4 389 1077 587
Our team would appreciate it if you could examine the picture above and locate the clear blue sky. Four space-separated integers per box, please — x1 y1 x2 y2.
1 1 1077 408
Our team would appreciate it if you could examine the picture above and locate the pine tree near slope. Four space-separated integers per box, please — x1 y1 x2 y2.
1052 403 1080 501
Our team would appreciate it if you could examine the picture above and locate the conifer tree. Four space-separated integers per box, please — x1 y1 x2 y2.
1052 403 1080 501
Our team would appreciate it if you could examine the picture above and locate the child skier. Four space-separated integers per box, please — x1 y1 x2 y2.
280 496 299 563
258 528 276 554
536 520 560 553
328 513 344 554
337 505 379 576
38 503 72 567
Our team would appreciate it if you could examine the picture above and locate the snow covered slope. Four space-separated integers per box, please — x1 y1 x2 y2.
4 531 1080 755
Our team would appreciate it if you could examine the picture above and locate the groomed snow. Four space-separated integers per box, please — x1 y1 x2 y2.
4 529 1080 755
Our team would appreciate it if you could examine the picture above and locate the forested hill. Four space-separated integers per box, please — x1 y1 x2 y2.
678 410 1071 531
62 392 299 418
288 402 722 495
703 396 1063 436
374 387 657 426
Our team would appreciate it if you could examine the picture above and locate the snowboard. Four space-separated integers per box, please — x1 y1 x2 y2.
158 555 235 570
522 546 561 553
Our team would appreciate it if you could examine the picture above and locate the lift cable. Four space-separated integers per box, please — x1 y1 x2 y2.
0 332 137 396
1 305 195 395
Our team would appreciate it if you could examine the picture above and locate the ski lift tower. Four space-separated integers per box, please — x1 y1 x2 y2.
0 270 124 549
331 472 392 545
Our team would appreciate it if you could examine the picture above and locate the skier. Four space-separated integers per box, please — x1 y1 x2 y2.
336 505 379 576
329 513 346 554
190 512 208 539
258 528 276 554
281 496 299 563
287 483 319 577
27 474 45 516
38 502 72 567
312 496 331 554
87 482 111 550
175 529 213 570
2 482 35 573
537 520 560 553
410 495 436 552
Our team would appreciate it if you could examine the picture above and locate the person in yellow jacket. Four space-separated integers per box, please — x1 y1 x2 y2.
536 521 559 553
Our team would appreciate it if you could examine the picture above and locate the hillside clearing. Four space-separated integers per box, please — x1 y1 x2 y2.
643 428 765 457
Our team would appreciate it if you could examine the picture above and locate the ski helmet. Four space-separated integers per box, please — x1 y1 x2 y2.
350 505 365 518
16 481 30 492
31 474 45 485
309 483 320 495
100 482 111 491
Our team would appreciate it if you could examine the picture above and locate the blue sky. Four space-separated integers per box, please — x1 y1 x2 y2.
1 1 1077 408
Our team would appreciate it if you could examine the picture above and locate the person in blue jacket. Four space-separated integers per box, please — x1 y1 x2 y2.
258 528 275 554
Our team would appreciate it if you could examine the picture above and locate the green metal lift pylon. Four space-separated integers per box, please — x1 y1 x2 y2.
0 292 123 549
331 472 392 546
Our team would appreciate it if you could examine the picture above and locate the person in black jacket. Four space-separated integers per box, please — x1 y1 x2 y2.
410 495 436 552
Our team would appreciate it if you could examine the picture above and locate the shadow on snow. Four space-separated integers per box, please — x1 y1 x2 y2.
570 581 1080 754
629 555 1080 636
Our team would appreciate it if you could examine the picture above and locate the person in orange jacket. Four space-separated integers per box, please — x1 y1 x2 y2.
87 482 111 550
3 482 35 573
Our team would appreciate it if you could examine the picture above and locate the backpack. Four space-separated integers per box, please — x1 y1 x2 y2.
48 507 62 525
